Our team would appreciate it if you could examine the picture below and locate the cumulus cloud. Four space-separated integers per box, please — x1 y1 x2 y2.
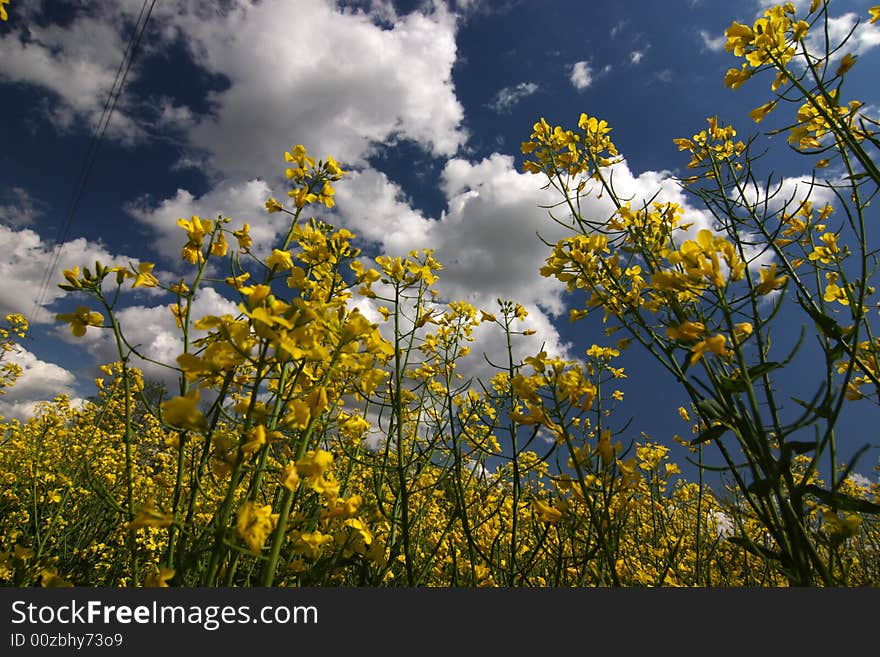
126 178 282 264
630 50 645 65
75 286 240 391
733 174 840 219
174 0 467 180
0 345 83 421
808 11 880 58
1 1 467 174
488 82 538 113
0 224 151 324
751 2 880 59
331 147 782 381
0 1 155 142
569 60 593 90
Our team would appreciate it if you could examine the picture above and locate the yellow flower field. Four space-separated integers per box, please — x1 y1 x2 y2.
1 1 879 587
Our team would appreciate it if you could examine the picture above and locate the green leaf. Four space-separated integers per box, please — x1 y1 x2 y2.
690 424 727 445
798 295 843 339
718 375 747 394
746 362 781 380
696 398 726 421
718 362 781 393
805 485 880 514
791 396 832 419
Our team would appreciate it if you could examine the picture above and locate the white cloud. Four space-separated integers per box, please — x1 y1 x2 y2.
0 187 45 228
332 150 770 383
808 11 880 58
488 82 538 113
334 168 433 255
0 1 153 142
0 345 83 421
610 20 627 39
630 50 645 65
733 175 839 219
0 224 151 324
78 286 240 391
847 472 873 489
126 178 283 264
570 60 593 90
756 0 812 11
707 509 734 539
336 156 572 317
751 3 880 59
1 1 468 174
175 0 467 180
699 29 726 52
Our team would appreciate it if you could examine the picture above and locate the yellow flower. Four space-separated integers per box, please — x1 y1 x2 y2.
869 6 880 24
724 64 752 90
241 424 266 454
144 568 175 587
210 232 228 257
0 0 9 22
233 223 252 250
285 144 315 169
755 263 788 295
131 262 158 288
749 100 777 123
61 266 82 288
291 530 333 559
281 462 300 491
725 21 754 57
266 249 295 271
836 53 857 77
56 306 104 337
225 272 250 289
689 334 729 365
532 499 563 523
265 197 284 213
316 181 336 208
824 511 862 539
177 215 211 243
666 321 705 342
170 279 189 295
325 155 346 178
289 186 318 208
129 506 173 531
160 389 207 431
823 282 849 306
296 449 334 491
733 322 753 344
169 303 186 329
236 502 279 554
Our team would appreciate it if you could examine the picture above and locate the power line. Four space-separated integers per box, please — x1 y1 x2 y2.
29 0 158 326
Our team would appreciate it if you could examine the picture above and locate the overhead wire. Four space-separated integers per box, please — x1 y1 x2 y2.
29 0 158 326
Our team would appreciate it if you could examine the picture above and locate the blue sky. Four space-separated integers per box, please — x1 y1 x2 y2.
1 0 879 481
